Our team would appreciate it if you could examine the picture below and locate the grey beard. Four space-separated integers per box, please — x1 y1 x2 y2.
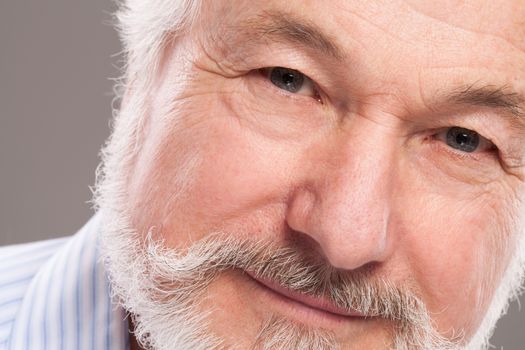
101 223 462 350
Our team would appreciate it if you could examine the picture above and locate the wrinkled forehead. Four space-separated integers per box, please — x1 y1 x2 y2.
403 0 525 52
200 0 525 110
206 0 525 49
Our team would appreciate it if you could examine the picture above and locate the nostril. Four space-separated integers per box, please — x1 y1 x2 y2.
355 261 381 275
285 222 385 274
286 222 328 260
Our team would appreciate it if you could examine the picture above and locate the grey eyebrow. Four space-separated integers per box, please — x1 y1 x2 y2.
447 84 525 120
237 11 345 62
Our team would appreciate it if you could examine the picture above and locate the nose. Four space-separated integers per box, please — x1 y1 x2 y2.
286 120 395 270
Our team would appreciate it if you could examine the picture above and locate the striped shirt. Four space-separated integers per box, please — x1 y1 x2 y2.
0 214 130 350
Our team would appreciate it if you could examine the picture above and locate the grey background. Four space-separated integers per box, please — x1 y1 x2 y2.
0 0 522 348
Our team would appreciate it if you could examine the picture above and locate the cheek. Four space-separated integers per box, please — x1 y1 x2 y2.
126 99 300 248
190 131 286 216
395 170 518 337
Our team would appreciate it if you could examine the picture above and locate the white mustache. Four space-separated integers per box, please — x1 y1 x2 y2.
143 233 433 328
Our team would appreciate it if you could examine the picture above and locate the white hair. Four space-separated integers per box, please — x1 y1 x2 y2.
93 0 201 215
115 0 200 94
467 221 525 349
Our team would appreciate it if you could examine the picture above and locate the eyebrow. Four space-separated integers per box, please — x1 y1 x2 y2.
447 84 525 119
237 11 345 61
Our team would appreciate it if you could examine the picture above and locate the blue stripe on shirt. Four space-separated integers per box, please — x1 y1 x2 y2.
0 214 129 350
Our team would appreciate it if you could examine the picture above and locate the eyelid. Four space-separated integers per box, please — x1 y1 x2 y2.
432 128 497 161
259 67 322 101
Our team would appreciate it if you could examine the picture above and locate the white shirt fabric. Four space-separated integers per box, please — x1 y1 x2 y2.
0 214 130 350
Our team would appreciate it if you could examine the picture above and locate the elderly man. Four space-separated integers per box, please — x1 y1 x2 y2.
1 0 524 349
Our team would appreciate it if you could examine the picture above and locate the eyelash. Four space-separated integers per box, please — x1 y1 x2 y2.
428 130 499 162
257 67 324 103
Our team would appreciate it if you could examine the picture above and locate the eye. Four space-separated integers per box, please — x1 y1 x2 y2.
436 127 495 153
262 67 320 100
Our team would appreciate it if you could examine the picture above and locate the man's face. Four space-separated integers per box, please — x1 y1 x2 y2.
113 0 525 348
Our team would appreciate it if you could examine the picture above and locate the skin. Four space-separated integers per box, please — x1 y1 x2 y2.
125 0 525 348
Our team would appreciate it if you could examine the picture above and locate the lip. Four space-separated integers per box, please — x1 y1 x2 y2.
246 271 369 319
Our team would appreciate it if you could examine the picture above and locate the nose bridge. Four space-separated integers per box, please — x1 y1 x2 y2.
297 120 396 270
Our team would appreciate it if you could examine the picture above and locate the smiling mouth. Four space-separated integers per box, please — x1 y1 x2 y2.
245 271 370 319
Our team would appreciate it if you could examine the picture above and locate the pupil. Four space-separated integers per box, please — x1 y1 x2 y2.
269 67 304 93
455 132 470 145
282 73 294 86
